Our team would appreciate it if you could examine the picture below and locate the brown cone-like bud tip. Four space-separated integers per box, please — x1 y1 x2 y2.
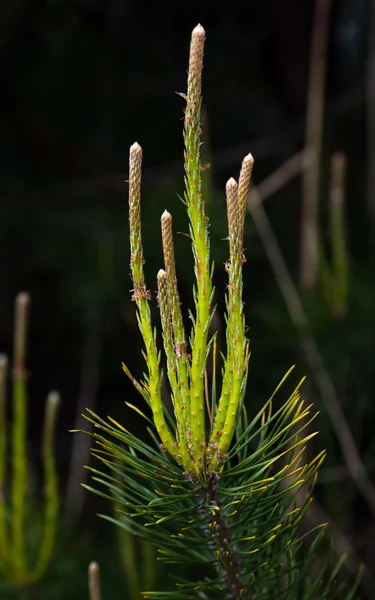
238 154 254 200
129 142 143 209
189 24 205 81
130 141 142 157
44 390 60 441
129 141 149 300
193 23 205 35
226 177 238 193
238 153 254 253
226 178 240 259
47 390 60 409
88 561 101 600
161 209 172 223
157 269 168 310
161 211 177 284
13 291 30 373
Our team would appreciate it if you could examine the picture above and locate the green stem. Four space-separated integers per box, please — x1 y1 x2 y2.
184 25 212 466
29 391 60 582
210 179 248 468
11 375 27 580
11 292 30 581
88 561 101 600
157 270 192 469
128 143 178 461
0 355 8 560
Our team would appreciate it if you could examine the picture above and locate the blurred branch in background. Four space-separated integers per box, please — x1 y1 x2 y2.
88 561 101 600
318 154 348 319
300 0 332 290
247 173 375 516
246 158 375 596
368 0 375 223
306 500 375 596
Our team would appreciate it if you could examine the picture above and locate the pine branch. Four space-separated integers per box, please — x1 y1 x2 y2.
79 23 362 600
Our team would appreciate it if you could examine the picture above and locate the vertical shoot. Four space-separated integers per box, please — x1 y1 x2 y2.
183 24 212 463
11 292 30 578
128 143 178 460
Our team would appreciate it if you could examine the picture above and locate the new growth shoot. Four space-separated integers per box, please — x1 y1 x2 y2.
127 24 254 480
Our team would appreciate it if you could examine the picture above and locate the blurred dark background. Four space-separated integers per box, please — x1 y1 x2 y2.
0 0 374 597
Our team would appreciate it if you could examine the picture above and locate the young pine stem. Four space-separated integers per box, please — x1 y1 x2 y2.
210 173 251 468
88 561 101 600
184 24 212 464
161 212 192 466
0 355 8 559
128 143 178 461
157 269 191 468
30 391 60 582
11 291 30 578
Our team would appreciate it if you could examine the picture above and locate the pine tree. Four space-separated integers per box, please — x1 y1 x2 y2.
81 24 361 600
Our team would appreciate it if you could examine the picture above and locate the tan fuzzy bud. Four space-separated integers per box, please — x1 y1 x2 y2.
129 142 143 212
161 211 177 284
13 292 30 375
88 561 101 600
226 178 240 261
157 268 168 306
189 24 205 87
129 143 150 301
157 268 167 282
238 153 254 254
160 210 185 349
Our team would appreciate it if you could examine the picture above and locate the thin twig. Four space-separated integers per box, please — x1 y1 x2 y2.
256 149 313 203
368 0 375 221
300 0 332 289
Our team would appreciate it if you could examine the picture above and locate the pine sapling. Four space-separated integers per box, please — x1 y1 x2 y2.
81 24 361 600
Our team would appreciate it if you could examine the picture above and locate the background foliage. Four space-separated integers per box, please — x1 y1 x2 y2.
0 0 373 597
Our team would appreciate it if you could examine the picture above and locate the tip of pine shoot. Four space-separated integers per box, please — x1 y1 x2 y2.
88 561 101 598
16 291 31 308
157 268 167 280
193 23 205 36
47 390 60 408
89 560 100 575
226 177 238 192
161 209 171 222
242 153 254 166
129 141 142 157
189 25 205 81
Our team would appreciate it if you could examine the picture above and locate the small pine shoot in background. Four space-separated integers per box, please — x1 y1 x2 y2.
0 293 60 590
